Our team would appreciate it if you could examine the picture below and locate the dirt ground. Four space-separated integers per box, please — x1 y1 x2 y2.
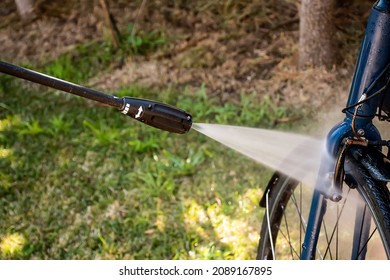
0 0 374 116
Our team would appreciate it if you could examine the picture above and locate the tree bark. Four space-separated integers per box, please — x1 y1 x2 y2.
299 0 336 69
99 0 121 49
15 0 36 21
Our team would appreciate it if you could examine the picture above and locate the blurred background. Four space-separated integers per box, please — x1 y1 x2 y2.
0 0 374 259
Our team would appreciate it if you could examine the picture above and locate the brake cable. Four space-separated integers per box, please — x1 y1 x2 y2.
342 62 390 119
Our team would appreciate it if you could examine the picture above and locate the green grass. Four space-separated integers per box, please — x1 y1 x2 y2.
42 41 120 83
122 25 168 56
0 44 305 259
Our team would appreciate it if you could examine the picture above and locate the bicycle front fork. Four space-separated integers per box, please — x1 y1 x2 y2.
300 189 327 260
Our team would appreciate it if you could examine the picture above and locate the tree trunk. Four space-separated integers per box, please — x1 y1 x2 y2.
15 0 36 21
299 0 336 69
99 0 121 49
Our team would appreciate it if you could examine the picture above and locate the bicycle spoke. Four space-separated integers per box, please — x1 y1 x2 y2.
300 183 302 257
279 184 327 260
322 221 333 260
290 185 320 259
281 206 295 259
357 227 378 258
290 190 307 233
286 185 329 259
277 224 301 259
323 188 351 259
265 189 275 260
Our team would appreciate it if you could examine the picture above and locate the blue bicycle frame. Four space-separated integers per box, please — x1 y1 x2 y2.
301 0 390 259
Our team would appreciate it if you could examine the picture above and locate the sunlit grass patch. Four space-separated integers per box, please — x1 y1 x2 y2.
183 200 211 239
0 233 26 258
182 186 264 260
206 196 261 259
0 115 22 132
0 147 12 158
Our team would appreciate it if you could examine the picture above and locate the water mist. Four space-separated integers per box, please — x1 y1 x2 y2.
193 123 328 187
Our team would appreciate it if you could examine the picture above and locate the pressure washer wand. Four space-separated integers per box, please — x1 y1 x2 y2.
0 61 192 134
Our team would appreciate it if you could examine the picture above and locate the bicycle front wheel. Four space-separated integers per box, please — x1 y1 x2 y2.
256 151 390 260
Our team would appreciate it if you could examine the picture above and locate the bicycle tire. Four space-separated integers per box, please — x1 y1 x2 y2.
256 151 390 260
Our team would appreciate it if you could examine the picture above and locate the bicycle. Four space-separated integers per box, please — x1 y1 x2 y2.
256 0 390 260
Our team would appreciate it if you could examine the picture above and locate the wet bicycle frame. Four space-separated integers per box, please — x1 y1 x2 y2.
300 0 390 259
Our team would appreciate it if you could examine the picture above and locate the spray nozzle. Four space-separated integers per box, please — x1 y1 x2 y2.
120 97 192 134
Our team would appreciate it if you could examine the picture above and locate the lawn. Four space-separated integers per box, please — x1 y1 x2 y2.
0 39 303 259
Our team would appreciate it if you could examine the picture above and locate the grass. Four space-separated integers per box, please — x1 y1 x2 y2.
122 24 168 56
42 42 119 84
40 23 168 85
0 39 305 260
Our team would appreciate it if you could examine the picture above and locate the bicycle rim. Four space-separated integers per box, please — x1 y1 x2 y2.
256 161 390 260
